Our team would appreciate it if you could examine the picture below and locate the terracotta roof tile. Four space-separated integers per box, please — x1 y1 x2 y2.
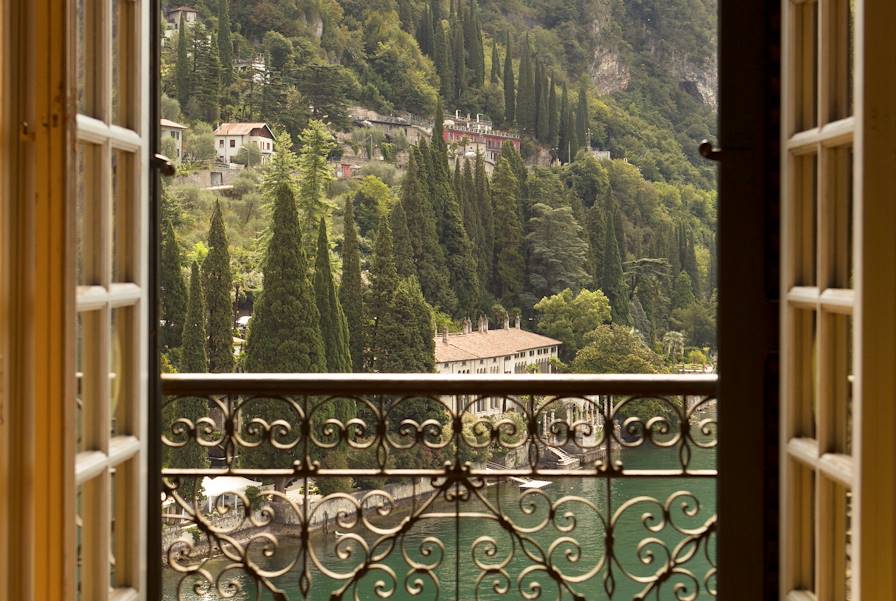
213 122 271 136
434 328 561 363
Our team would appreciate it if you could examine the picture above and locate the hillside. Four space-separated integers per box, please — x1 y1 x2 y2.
161 0 716 187
159 0 719 376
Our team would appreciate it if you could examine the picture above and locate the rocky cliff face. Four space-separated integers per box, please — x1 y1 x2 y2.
585 0 717 110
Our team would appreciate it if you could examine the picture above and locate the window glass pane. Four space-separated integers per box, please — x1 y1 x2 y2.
111 0 133 127
111 150 133 282
76 0 98 116
794 309 818 439
110 307 131 437
109 466 117 588
76 486 83 600
793 153 818 286
794 0 819 131
77 143 100 286
76 313 85 453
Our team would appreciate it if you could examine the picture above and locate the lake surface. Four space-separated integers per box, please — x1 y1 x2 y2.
163 445 715 600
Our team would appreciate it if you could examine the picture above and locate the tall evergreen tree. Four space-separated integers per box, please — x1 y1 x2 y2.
558 82 571 163
547 77 559 147
313 219 352 373
401 151 456 312
576 83 589 151
451 15 466 101
517 34 535 134
503 32 515 124
297 120 336 253
602 209 630 324
431 105 480 316
339 196 364 372
490 39 500 85
244 132 325 374
204 200 233 373
190 23 220 122
376 278 437 374
181 261 208 373
160 219 188 352
534 62 548 141
435 22 454 100
216 0 233 86
473 152 494 294
416 4 435 56
364 218 399 371
163 260 208 496
175 15 192 111
466 1 485 87
491 157 525 307
390 200 416 279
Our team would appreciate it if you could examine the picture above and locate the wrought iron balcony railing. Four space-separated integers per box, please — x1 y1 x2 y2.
160 373 718 601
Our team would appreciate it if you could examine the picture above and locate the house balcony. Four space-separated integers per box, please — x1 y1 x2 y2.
160 373 717 601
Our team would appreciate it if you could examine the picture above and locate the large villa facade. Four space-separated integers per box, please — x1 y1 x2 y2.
435 316 561 414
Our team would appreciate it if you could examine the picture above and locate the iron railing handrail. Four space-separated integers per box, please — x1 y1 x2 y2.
161 372 718 397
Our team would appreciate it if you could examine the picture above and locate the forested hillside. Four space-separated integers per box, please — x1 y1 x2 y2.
160 0 718 378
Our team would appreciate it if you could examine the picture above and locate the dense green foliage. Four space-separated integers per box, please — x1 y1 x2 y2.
204 200 234 373
244 133 325 374
313 219 353 373
160 218 188 353
181 262 209 373
339 196 365 371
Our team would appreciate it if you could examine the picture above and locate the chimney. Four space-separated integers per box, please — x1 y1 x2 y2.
462 317 472 335
503 314 510 329
442 327 449 344
514 315 521 329
478 315 488 334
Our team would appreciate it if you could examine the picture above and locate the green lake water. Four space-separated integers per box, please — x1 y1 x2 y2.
163 445 715 600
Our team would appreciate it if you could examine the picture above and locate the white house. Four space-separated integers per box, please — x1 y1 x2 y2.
166 6 198 30
434 316 562 415
160 118 187 162
213 122 275 165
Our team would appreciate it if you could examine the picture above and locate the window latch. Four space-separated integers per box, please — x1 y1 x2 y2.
699 139 722 161
151 153 176 177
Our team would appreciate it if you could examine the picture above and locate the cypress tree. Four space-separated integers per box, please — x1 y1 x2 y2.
160 220 188 352
451 16 466 101
216 0 233 86
565 105 577 162
191 23 220 122
431 105 480 317
517 34 534 134
490 39 500 85
244 132 325 374
416 4 435 56
503 33 515 125
491 157 525 308
181 261 208 373
431 0 442 24
376 278 437 374
297 120 336 254
339 196 364 372
602 209 630 324
390 200 416 279
576 83 589 151
682 228 701 298
175 15 192 111
436 22 454 100
474 152 494 294
466 2 485 88
547 77 559 148
163 260 208 496
534 62 547 141
204 200 233 373
401 151 456 312
558 82 571 163
313 218 352 373
364 218 399 371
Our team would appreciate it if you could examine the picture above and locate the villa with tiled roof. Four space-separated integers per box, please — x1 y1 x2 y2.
434 316 561 414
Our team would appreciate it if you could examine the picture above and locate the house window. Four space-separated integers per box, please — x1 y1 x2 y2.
219 139 224 147
229 139 236 148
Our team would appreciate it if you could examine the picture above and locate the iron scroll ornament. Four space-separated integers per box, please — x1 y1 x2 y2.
161 376 717 600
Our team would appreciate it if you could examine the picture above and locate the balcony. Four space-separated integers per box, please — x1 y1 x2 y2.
160 373 717 601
